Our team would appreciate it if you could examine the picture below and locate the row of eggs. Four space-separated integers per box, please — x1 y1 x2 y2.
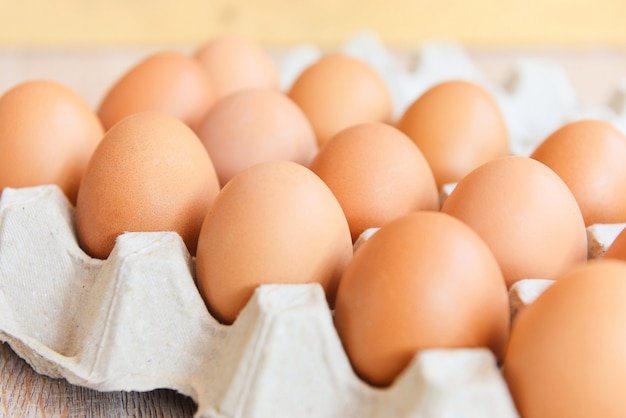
2 33 626 417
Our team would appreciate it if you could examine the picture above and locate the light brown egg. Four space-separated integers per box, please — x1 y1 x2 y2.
530 119 626 226
308 122 439 241
194 33 280 101
97 51 215 132
287 53 393 147
0 79 103 204
441 155 587 288
195 88 318 187
75 111 220 259
396 80 509 189
195 160 353 324
334 211 509 387
504 259 626 418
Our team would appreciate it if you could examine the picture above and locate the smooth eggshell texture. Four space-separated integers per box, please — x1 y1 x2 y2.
396 80 509 189
75 111 220 259
0 80 103 204
441 155 587 288
504 259 626 418
195 160 353 324
97 51 215 132
530 119 626 226
287 53 393 147
308 122 439 241
196 88 318 187
194 34 280 101
334 211 509 387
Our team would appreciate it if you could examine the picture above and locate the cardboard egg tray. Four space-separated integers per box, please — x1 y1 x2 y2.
2 32 626 416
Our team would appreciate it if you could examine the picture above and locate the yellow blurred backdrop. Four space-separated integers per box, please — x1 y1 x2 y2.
1 0 626 48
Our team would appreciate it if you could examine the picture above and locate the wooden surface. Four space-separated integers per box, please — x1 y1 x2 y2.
0 343 197 417
0 0 626 48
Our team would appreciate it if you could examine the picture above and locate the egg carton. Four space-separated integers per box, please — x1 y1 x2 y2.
0 183 543 417
2 184 620 417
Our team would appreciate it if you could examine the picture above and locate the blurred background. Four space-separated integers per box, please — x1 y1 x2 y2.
1 0 626 111
1 0 625 48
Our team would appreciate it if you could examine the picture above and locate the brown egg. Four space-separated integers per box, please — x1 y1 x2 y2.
308 122 439 241
504 259 626 417
441 155 587 288
287 53 393 147
75 111 220 259
530 119 626 226
194 33 280 101
97 51 215 132
0 79 103 204
396 80 509 189
195 160 353 324
334 211 509 387
195 88 318 187
603 226 626 260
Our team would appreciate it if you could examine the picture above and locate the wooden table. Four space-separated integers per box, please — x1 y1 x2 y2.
0 343 197 417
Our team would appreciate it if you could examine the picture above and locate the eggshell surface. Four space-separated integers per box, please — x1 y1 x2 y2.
441 155 587 287
194 34 280 101
504 259 626 418
334 211 509 387
75 111 220 259
97 51 215 132
287 53 393 146
0 79 103 204
396 80 509 189
530 119 626 226
196 88 318 187
195 160 353 324
308 122 439 241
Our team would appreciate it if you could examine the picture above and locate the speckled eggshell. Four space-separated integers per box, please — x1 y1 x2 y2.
195 160 353 324
530 119 626 226
441 155 587 288
97 51 216 132
194 33 280 101
396 80 510 189
334 211 509 387
504 259 626 417
75 111 220 259
287 53 393 147
308 122 439 241
195 88 318 187
0 79 104 204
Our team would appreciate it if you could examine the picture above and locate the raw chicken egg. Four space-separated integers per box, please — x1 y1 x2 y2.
504 259 626 417
194 33 280 101
97 51 215 132
287 53 393 146
530 119 626 226
75 111 220 259
334 211 509 387
0 79 103 204
195 88 318 187
308 122 439 241
195 160 353 324
441 155 587 287
396 80 509 189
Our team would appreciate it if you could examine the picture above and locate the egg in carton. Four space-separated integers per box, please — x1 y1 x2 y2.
3 33 626 416
0 184 520 417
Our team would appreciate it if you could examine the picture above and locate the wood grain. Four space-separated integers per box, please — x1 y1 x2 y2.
0 343 197 417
